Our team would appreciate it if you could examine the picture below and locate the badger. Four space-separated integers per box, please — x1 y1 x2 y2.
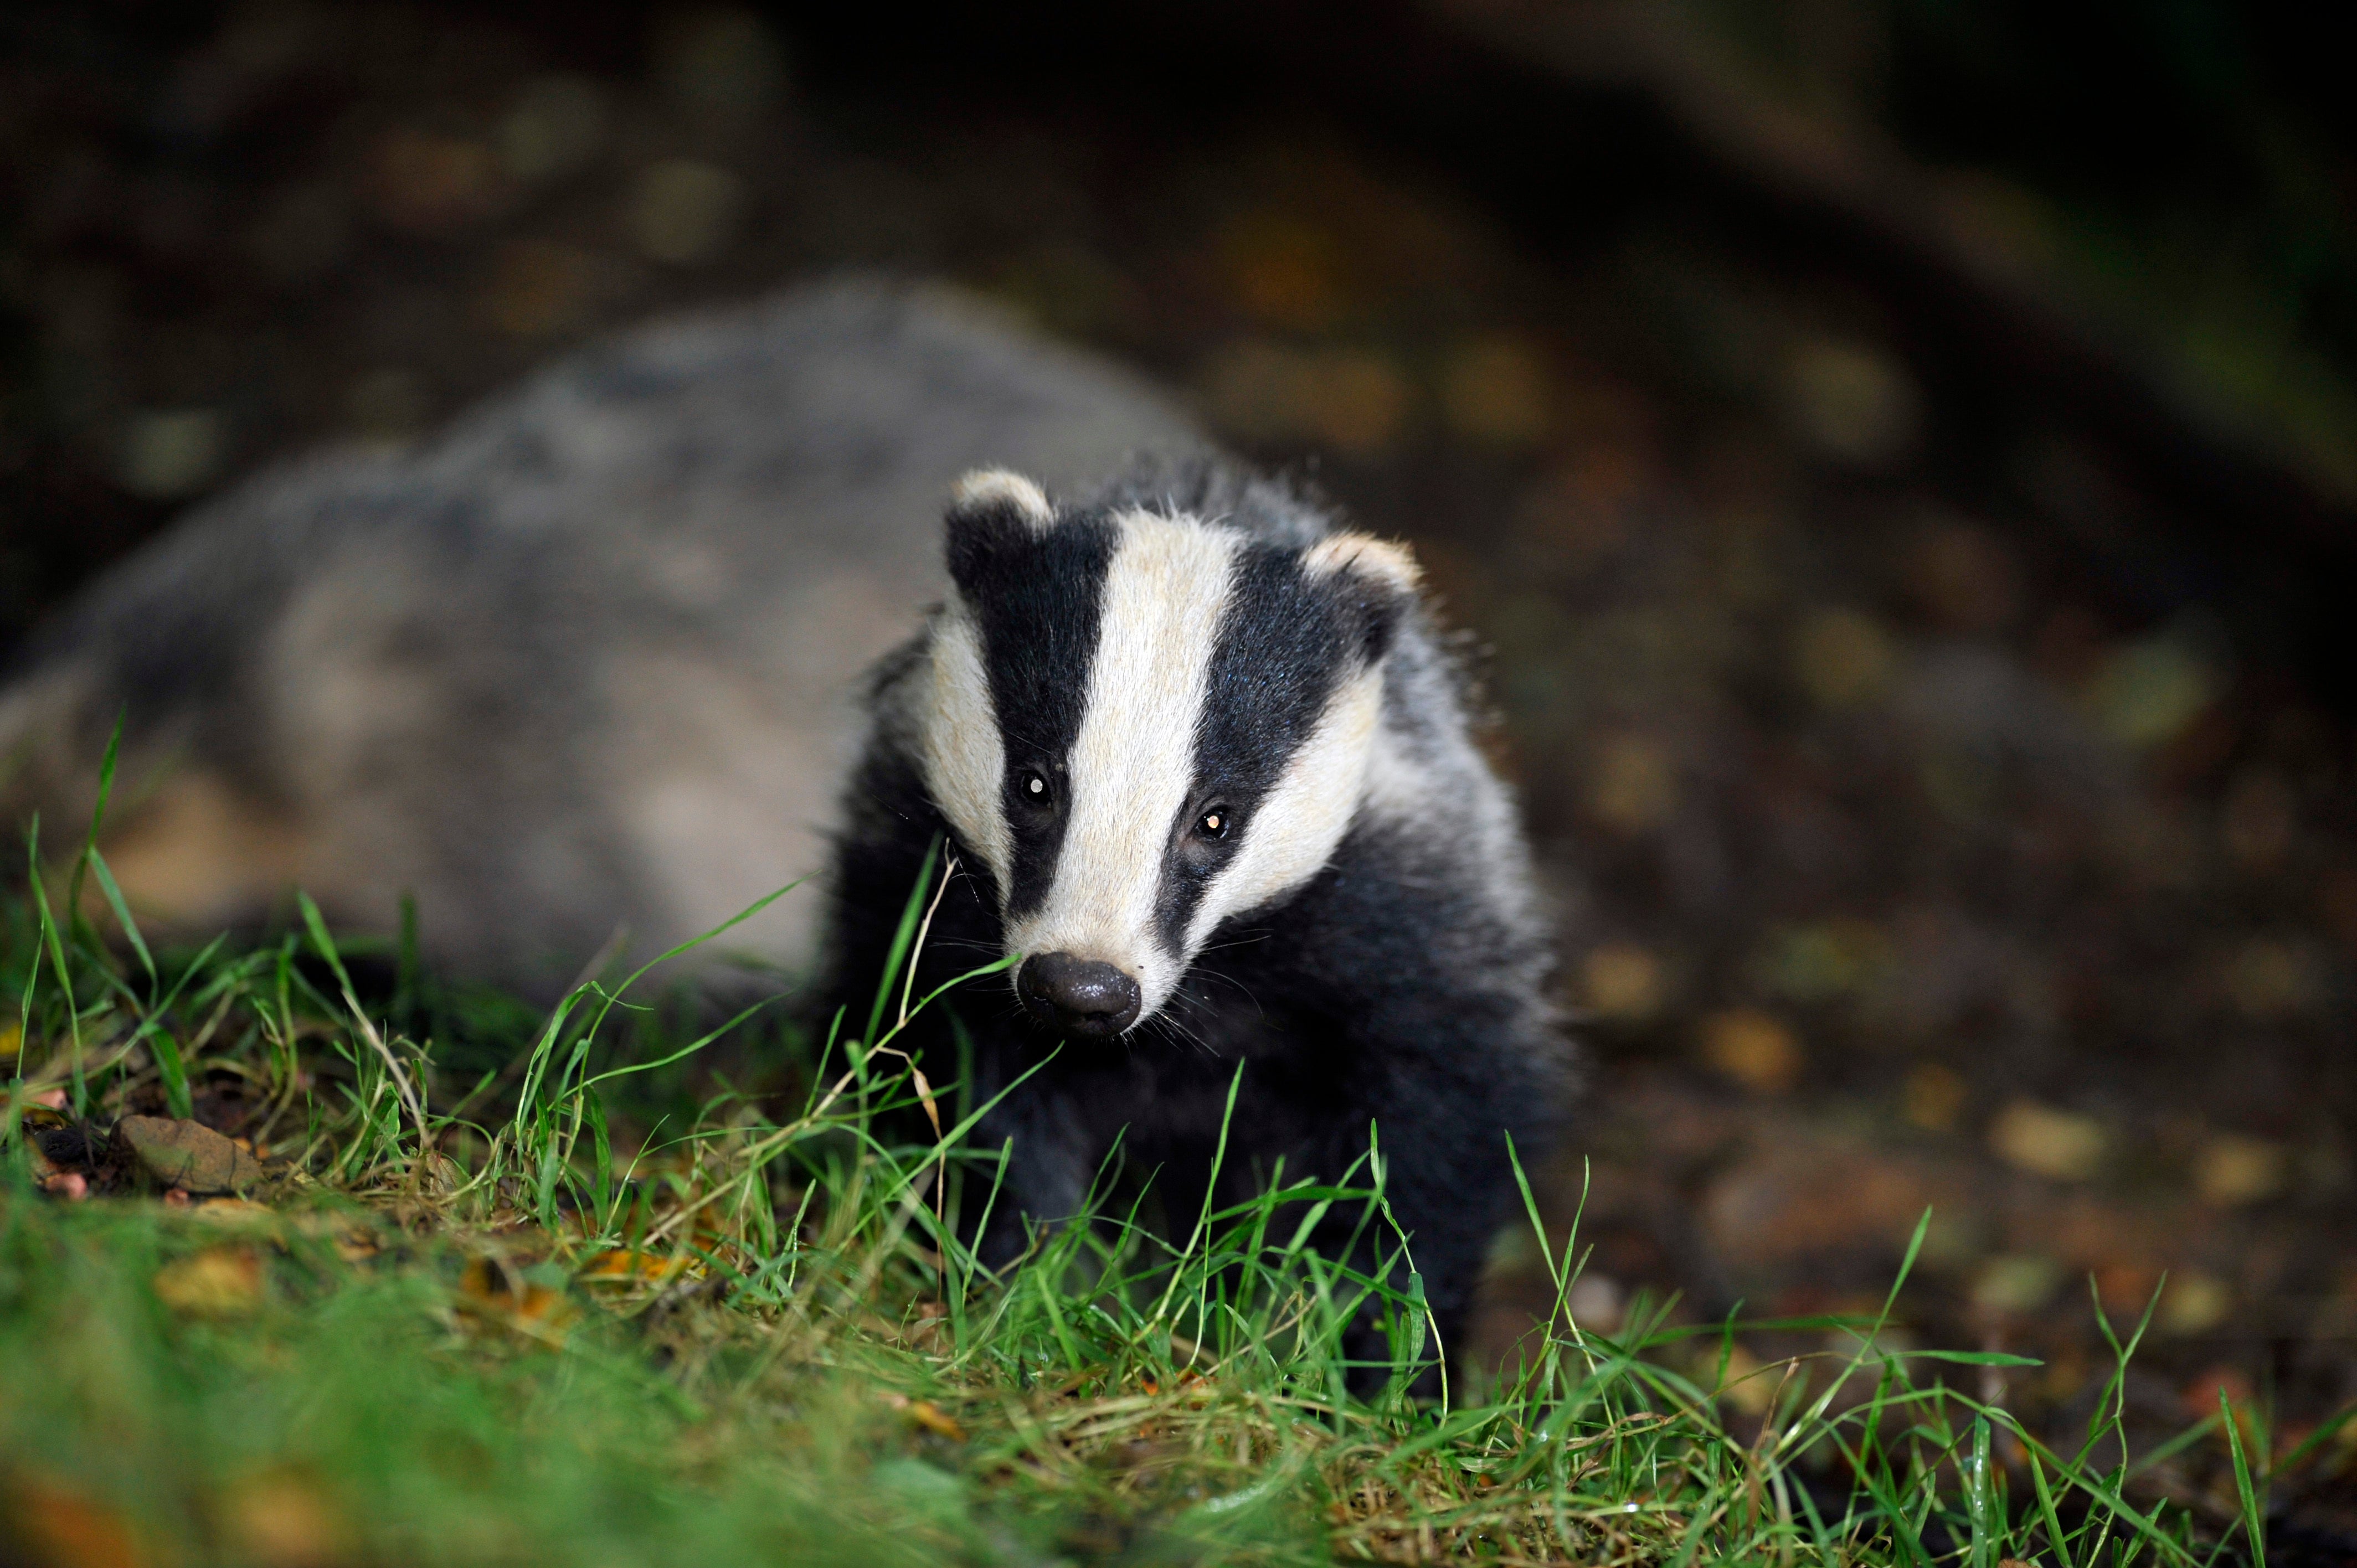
822 461 1562 1377
1 276 1563 1379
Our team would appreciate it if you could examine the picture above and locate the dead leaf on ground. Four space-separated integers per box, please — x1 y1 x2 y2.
154 1246 265 1315
879 1391 968 1441
223 1467 359 1568
188 1197 282 1229
4 1473 148 1568
1701 1009 1802 1093
1988 1100 2107 1181
579 1248 701 1287
2194 1133 2288 1206
456 1256 577 1340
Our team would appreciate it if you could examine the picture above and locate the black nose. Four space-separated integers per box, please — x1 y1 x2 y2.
1017 952 1143 1038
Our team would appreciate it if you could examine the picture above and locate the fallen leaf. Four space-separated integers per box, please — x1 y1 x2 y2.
907 1400 967 1441
1971 1254 2063 1315
1583 943 1665 1022
457 1256 577 1340
579 1248 699 1286
116 1115 265 1194
2194 1133 2288 1206
6 1474 147 1568
1901 1063 1968 1132
1989 1100 2106 1181
2160 1270 2234 1335
155 1246 264 1315
1702 1009 1802 1094
224 1468 357 1568
1710 1344 1778 1417
189 1197 281 1228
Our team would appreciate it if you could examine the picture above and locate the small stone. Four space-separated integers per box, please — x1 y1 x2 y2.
116 1115 264 1194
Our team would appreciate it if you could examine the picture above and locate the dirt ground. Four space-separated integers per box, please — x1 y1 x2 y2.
5 2 2354 1543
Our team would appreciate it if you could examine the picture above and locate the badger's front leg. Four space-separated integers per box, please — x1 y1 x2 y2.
1309 992 1558 1393
962 1072 1100 1270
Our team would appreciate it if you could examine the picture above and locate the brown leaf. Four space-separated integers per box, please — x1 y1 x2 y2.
223 1468 358 1568
5 1474 148 1568
907 1400 967 1441
456 1256 577 1340
579 1248 699 1286
115 1115 265 1194
154 1246 264 1315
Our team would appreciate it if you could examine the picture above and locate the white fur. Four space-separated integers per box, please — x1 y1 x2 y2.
1001 510 1241 1016
1187 663 1383 951
1301 531 1421 593
951 467 1054 530
920 607 1013 892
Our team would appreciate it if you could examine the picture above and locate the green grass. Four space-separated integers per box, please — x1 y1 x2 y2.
0 777 2296 1565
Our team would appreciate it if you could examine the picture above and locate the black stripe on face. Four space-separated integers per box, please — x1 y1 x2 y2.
953 515 1117 918
1154 542 1354 953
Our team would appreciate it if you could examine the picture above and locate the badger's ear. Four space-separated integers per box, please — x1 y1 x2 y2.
1301 532 1422 662
945 469 1055 589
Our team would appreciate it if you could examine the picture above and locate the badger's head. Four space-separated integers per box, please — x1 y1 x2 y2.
918 468 1420 1039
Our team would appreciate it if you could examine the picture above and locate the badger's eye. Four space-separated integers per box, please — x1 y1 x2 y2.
1017 769 1053 807
1195 807 1232 842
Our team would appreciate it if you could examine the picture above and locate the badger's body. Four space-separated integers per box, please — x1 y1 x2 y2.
824 461 1561 1376
0 279 1195 993
4 276 1565 1376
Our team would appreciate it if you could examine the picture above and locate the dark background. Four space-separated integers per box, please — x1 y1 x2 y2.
6 0 2355 1536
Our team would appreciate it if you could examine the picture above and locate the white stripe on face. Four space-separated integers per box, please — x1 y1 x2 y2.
1001 510 1242 1015
919 606 1013 893
1185 661 1383 953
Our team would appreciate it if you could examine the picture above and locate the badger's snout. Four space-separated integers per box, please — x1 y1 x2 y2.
1018 952 1143 1038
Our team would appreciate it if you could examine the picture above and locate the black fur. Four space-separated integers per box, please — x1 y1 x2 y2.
947 507 1116 919
818 463 1562 1392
